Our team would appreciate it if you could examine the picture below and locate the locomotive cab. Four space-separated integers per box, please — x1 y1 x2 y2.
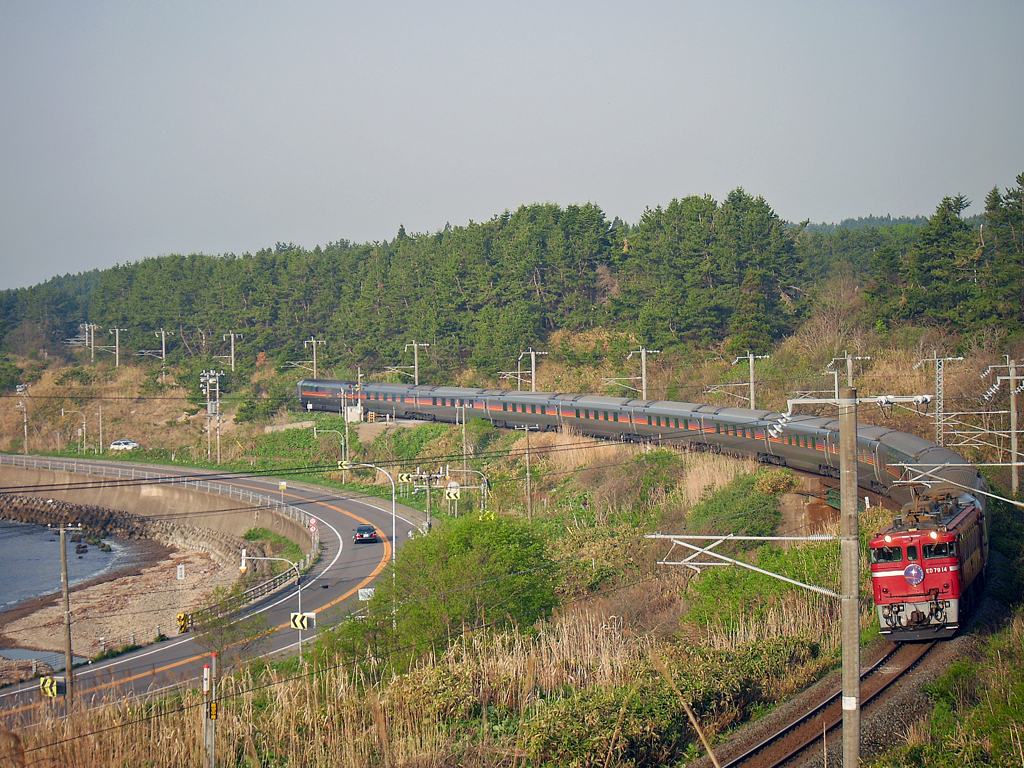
869 487 986 641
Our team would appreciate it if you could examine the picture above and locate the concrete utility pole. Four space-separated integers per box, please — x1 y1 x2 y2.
221 332 242 372
60 525 75 712
304 337 326 379
82 323 100 361
108 328 127 367
515 426 533 520
202 653 218 767
200 370 224 463
839 386 860 768
519 348 548 392
628 347 660 400
732 351 770 410
915 351 963 446
1013 360 1020 496
404 340 430 385
15 386 27 454
157 328 173 360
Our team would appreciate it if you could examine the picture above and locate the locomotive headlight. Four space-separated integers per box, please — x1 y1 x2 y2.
930 531 938 540
943 583 949 591
884 534 892 543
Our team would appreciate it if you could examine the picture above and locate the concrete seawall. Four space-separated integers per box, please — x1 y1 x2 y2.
0 461 314 568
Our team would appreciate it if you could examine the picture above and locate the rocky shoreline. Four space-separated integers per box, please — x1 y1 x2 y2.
0 496 246 669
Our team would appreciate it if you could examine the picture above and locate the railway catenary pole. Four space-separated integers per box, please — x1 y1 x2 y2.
405 340 429 385
1012 360 1019 496
731 351 769 410
304 337 326 379
519 348 548 392
839 386 860 767
915 351 963 446
628 347 660 400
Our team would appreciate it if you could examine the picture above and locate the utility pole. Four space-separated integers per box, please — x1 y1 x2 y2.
220 332 243 372
839 386 860 768
83 323 100 361
732 351 769 410
15 382 27 454
156 328 172 360
915 351 963 446
60 524 75 713
108 328 127 367
629 347 661 400
1013 360 1020 496
202 653 218 767
97 404 103 453
516 426 533 520
200 370 224 463
405 340 429 385
304 337 326 379
519 348 548 392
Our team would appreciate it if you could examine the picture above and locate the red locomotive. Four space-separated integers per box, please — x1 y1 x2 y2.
870 485 989 641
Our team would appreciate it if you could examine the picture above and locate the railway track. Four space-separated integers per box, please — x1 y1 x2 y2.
718 641 935 768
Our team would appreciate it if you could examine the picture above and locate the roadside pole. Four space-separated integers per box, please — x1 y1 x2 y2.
840 386 860 767
203 653 218 767
60 525 74 714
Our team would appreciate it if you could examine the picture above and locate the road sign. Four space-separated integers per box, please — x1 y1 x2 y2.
39 677 64 697
208 701 218 720
308 517 318 534
177 564 185 581
178 612 188 634
290 612 309 630
445 480 461 500
398 473 413 483
279 481 287 491
358 587 375 601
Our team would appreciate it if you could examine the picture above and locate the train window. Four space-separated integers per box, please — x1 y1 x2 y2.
502 403 507 411
715 424 721 434
432 397 437 406
683 419 689 429
907 545 919 562
924 542 954 558
574 409 580 418
871 546 902 564
532 405 537 414
673 418 679 428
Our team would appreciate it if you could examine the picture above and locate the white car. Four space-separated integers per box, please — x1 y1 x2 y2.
109 439 142 451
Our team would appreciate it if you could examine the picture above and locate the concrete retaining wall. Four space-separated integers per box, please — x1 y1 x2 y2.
0 463 313 567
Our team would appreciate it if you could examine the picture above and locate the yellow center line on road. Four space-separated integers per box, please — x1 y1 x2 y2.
2 487 391 720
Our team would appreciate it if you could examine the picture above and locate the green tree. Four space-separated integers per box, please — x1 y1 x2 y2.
191 583 271 672
333 515 558 668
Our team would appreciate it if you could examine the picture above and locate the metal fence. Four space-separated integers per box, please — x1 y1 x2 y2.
0 454 318 569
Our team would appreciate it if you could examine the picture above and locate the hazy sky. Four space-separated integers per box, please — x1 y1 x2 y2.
1 1 1022 290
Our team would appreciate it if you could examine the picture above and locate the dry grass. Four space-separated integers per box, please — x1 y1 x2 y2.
515 427 629 474
678 453 757 508
10 610 655 767
699 592 841 650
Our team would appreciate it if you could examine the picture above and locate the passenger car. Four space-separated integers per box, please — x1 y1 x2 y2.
109 439 142 451
353 524 379 543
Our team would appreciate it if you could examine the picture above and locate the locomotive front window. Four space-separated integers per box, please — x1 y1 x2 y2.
907 545 919 562
871 546 902 564
924 542 954 558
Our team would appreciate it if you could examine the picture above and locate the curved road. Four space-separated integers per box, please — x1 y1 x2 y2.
0 460 426 724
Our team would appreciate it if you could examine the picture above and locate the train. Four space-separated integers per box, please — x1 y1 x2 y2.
298 378 989 639
869 486 988 640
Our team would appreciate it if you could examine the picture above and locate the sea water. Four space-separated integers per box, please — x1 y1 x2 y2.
0 519 147 630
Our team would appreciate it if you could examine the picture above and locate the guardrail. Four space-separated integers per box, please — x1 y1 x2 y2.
0 454 320 572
